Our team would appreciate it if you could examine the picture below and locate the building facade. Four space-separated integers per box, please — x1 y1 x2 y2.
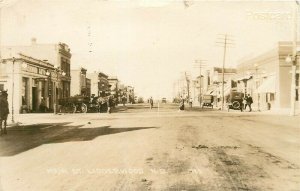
71 67 88 96
236 42 300 111
87 71 110 97
0 54 57 114
108 76 119 101
98 72 110 96
1 39 72 103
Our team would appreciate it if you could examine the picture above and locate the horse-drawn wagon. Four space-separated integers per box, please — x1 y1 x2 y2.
58 96 99 113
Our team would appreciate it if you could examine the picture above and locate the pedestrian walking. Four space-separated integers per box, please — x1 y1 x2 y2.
149 97 154 109
0 91 9 135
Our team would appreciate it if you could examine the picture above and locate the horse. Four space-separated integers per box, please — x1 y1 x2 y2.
0 91 9 135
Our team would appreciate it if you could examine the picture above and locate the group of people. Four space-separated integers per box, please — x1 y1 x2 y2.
0 90 9 135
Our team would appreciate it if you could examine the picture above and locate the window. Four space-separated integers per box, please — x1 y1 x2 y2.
0 84 4 91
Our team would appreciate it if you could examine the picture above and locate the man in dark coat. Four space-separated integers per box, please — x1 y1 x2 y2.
149 97 154 109
245 94 253 112
0 91 9 135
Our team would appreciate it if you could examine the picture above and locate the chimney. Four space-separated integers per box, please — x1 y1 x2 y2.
31 38 37 45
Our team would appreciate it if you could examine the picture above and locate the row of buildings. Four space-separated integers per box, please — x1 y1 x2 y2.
0 39 135 114
175 42 300 111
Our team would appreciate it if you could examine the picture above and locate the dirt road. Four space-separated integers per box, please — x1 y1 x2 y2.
0 104 299 190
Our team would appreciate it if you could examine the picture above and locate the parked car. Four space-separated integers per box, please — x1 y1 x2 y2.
161 98 167 103
226 91 244 112
202 95 213 108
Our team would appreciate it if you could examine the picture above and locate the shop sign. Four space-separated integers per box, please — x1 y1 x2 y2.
22 65 38 74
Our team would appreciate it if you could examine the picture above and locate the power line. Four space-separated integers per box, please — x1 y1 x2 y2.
194 59 207 105
215 34 235 110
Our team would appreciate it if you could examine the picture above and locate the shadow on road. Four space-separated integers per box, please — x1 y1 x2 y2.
0 123 157 156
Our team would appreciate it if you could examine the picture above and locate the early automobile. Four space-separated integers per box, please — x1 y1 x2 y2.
58 95 99 113
161 97 167 103
201 95 213 108
226 91 244 112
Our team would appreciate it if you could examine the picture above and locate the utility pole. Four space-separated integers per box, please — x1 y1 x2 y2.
184 71 190 101
194 60 207 106
216 34 235 110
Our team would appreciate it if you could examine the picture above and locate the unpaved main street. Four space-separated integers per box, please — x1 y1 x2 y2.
0 104 300 191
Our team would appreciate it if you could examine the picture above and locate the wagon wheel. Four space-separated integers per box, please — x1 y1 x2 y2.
81 103 88 113
71 103 76 113
64 103 76 113
232 101 240 110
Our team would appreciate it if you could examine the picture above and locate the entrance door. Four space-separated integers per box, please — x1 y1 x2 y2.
32 87 37 112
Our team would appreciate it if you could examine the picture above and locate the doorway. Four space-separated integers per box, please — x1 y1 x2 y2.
32 87 37 112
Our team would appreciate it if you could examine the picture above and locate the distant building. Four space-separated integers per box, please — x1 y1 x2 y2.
190 67 236 106
126 86 135 103
108 76 119 101
99 72 109 96
86 72 99 97
86 78 91 97
71 67 88 96
86 71 109 97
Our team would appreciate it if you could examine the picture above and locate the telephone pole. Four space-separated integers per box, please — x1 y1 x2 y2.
184 72 190 100
216 34 235 110
194 60 207 106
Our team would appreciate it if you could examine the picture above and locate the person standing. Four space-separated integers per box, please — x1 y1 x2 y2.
149 97 154 109
243 96 247 111
246 94 253 112
0 91 9 135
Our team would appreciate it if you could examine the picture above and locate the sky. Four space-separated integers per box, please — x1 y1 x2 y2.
0 0 298 99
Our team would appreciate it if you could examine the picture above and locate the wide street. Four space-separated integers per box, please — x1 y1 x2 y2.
0 103 300 191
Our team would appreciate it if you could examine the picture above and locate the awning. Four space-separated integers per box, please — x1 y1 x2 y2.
235 75 253 82
205 90 214 95
256 75 276 93
210 90 216 96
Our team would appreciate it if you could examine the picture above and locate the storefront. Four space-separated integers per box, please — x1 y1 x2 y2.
0 54 56 114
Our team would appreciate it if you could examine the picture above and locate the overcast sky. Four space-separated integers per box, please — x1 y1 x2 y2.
0 0 297 99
